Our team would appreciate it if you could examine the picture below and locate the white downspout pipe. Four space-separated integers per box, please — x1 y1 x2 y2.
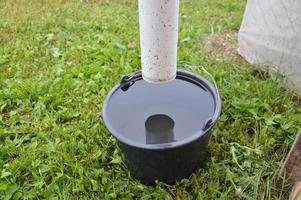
139 0 179 83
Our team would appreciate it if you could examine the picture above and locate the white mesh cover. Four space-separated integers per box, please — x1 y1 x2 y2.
238 0 301 93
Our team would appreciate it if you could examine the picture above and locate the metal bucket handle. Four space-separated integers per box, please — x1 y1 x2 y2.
120 65 221 132
179 64 221 131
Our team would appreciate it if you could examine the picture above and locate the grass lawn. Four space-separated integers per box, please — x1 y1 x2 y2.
1 0 301 199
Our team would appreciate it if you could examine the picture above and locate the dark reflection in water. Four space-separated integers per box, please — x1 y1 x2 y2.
106 78 215 145
145 114 175 144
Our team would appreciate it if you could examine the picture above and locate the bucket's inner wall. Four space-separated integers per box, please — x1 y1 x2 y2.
106 78 215 145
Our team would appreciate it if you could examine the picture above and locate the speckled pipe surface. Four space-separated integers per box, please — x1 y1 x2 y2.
139 0 179 83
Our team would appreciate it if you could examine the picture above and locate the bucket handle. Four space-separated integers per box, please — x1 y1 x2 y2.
179 64 221 131
120 66 221 131
120 71 142 91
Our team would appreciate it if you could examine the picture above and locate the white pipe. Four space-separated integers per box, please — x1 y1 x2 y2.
139 0 179 83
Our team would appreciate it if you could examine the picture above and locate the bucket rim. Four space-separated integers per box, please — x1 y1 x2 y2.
102 69 222 150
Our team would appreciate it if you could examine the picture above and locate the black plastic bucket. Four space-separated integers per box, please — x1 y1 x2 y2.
103 70 221 185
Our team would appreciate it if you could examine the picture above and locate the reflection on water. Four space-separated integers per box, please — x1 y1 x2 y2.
145 114 175 144
107 78 215 144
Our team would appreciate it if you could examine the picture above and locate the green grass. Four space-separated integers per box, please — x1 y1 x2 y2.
0 0 300 199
